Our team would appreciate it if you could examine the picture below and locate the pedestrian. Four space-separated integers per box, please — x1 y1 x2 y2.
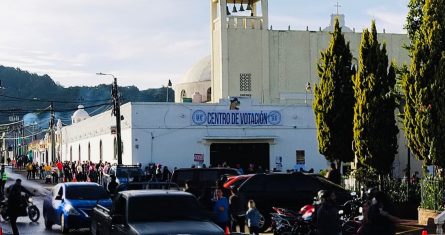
316 190 341 235
325 162 341 185
229 187 245 233
245 200 261 235
212 188 229 232
7 179 34 235
107 175 119 198
162 166 171 182
0 165 7 196
360 191 399 235
26 162 32 179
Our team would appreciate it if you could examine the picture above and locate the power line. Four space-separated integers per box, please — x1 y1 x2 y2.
0 94 111 104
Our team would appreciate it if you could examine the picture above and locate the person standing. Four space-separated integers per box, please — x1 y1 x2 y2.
245 200 261 235
0 165 7 195
212 188 229 232
325 162 341 185
229 188 245 233
316 190 341 235
7 179 33 235
107 175 119 198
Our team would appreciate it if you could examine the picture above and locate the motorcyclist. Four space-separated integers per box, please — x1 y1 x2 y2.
6 178 34 235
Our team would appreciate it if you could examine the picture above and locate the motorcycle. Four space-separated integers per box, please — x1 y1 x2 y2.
271 205 316 235
0 193 40 222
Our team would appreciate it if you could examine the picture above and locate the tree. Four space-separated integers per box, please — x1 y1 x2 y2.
403 0 445 167
353 21 399 175
405 0 425 42
313 18 354 163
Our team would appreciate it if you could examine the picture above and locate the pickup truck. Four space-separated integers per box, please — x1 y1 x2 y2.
102 165 146 188
90 190 224 235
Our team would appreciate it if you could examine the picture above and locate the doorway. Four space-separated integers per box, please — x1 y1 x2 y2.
210 143 270 172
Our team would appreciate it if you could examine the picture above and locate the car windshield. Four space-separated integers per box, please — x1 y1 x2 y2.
128 195 209 222
116 168 143 178
65 185 109 200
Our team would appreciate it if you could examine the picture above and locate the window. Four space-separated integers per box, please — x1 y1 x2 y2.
114 138 117 160
206 87 211 102
100 140 103 162
181 90 187 98
296 150 305 165
240 73 252 92
88 143 91 161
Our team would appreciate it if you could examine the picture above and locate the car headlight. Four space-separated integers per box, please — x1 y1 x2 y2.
28 197 33 203
64 204 80 216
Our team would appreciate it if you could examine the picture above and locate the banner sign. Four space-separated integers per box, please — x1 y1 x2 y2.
194 153 204 162
191 110 282 126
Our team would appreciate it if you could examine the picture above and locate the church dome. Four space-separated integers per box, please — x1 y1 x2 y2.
180 55 211 83
71 105 90 124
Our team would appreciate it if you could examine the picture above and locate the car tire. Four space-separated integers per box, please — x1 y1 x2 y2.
44 212 53 230
60 214 69 234
258 210 271 233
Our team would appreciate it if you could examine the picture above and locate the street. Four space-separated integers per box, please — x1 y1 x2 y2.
0 168 90 235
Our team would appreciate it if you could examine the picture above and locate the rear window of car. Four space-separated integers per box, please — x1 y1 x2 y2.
66 185 109 200
128 195 208 222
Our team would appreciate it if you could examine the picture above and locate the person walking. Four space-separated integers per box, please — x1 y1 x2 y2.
7 179 34 235
212 188 229 232
245 200 261 235
316 190 341 235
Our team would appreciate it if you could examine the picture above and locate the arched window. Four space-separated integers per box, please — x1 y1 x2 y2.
78 144 81 163
114 138 117 160
181 90 187 98
99 140 103 162
206 87 212 102
88 143 91 161
70 146 73 162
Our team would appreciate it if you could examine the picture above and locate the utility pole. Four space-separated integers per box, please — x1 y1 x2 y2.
50 102 56 163
97 73 123 165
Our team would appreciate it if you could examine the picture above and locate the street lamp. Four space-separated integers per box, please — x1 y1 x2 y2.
305 82 312 106
166 79 172 102
96 72 123 165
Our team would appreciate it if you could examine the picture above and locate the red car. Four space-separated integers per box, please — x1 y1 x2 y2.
223 174 255 190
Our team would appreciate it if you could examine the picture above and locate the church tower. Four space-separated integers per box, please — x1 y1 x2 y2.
211 0 270 103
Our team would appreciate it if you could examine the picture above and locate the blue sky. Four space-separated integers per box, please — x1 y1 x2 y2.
0 0 408 90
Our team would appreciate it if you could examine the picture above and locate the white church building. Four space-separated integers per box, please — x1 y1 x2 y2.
59 0 421 177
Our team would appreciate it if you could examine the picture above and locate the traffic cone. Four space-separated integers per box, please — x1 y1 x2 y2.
422 230 428 235
225 226 230 235
0 224 3 235
73 176 77 182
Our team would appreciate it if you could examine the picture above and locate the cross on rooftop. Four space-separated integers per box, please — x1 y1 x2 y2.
335 2 341 15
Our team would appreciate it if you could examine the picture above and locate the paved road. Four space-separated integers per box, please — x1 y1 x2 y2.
0 168 90 235
0 167 274 235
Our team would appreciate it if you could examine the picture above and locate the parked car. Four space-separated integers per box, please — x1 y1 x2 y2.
102 165 145 188
43 182 112 233
237 172 351 232
90 190 224 235
171 167 240 192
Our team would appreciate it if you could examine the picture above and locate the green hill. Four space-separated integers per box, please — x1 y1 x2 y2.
0 65 173 125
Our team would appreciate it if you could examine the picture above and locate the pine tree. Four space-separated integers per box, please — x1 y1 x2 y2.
353 21 399 175
405 0 425 42
313 18 354 163
403 0 445 167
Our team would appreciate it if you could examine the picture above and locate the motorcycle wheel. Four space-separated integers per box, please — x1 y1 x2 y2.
28 205 40 222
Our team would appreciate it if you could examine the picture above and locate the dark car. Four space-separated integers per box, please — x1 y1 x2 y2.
102 165 145 188
237 172 351 232
171 168 240 192
91 190 224 235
